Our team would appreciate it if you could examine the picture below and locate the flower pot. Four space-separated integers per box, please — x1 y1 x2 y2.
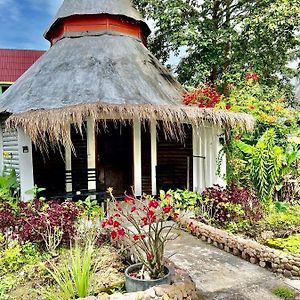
125 263 172 293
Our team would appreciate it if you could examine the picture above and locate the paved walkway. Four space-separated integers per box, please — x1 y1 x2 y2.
166 229 299 300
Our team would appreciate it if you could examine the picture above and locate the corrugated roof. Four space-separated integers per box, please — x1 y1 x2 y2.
0 49 45 83
45 0 150 40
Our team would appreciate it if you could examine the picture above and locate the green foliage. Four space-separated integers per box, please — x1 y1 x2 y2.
0 168 19 204
272 286 296 300
0 241 41 276
77 197 104 221
133 0 300 92
161 189 201 211
236 129 283 204
44 242 96 299
25 184 46 200
258 205 300 236
274 202 290 213
266 235 300 254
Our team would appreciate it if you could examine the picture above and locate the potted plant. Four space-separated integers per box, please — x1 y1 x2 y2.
102 189 179 292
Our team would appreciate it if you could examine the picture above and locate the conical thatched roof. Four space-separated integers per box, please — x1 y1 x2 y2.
0 0 254 147
44 0 150 40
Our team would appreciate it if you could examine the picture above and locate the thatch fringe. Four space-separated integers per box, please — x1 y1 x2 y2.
6 102 255 149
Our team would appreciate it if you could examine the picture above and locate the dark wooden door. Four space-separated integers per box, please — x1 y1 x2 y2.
96 122 133 196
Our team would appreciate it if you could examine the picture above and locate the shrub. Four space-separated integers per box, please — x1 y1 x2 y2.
272 286 295 300
266 235 300 254
201 184 262 225
18 200 81 244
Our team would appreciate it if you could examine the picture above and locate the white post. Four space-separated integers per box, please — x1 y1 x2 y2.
87 118 96 191
65 126 72 192
133 119 142 196
18 128 34 201
216 128 226 187
192 126 199 192
150 120 157 195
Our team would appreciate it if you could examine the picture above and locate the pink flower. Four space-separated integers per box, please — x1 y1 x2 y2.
147 252 154 261
173 213 179 220
125 195 135 204
108 218 113 226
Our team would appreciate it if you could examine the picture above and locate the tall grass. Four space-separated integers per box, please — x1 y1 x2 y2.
44 242 96 299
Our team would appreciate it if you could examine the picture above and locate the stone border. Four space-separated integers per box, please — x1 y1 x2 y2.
178 216 300 278
79 262 198 300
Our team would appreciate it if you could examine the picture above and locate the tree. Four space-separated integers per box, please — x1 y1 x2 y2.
133 0 300 94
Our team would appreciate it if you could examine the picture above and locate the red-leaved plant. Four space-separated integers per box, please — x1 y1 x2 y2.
102 190 179 279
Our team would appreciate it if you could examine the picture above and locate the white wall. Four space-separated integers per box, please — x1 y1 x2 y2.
193 125 226 192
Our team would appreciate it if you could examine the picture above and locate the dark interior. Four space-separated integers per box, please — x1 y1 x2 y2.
32 145 65 198
96 121 133 196
141 123 152 194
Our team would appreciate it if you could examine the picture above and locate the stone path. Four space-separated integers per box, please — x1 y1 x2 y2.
166 229 300 300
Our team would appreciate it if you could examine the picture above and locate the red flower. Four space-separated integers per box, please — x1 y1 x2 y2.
246 72 260 81
111 230 118 239
147 252 154 262
131 206 137 213
118 228 126 236
147 210 156 223
173 213 179 220
113 221 120 228
149 200 159 209
124 195 135 204
114 213 121 218
225 104 231 110
133 234 140 241
108 218 113 226
163 205 173 214
101 220 108 228
141 217 148 226
140 234 146 240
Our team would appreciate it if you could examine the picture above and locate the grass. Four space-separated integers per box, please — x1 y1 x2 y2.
272 286 296 300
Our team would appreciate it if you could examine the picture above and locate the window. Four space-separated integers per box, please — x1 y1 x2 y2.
1 85 10 94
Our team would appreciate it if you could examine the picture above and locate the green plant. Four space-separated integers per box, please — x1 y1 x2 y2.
272 286 295 300
274 202 290 213
266 235 300 254
44 242 96 299
0 168 19 204
236 129 283 205
77 197 104 220
25 185 46 200
161 189 200 211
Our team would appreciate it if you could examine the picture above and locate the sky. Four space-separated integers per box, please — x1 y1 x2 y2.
0 0 63 50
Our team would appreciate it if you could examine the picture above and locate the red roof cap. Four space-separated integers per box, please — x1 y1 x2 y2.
0 49 45 83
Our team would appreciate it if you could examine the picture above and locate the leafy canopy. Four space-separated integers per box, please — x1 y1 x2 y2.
133 0 300 91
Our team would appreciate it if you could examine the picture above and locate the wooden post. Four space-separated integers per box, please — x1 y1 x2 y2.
151 120 157 195
133 119 142 196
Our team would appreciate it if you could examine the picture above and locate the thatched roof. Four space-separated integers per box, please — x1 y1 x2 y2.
44 0 151 40
6 102 255 149
0 0 255 148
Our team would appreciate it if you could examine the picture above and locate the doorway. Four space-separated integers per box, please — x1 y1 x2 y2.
96 122 133 196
